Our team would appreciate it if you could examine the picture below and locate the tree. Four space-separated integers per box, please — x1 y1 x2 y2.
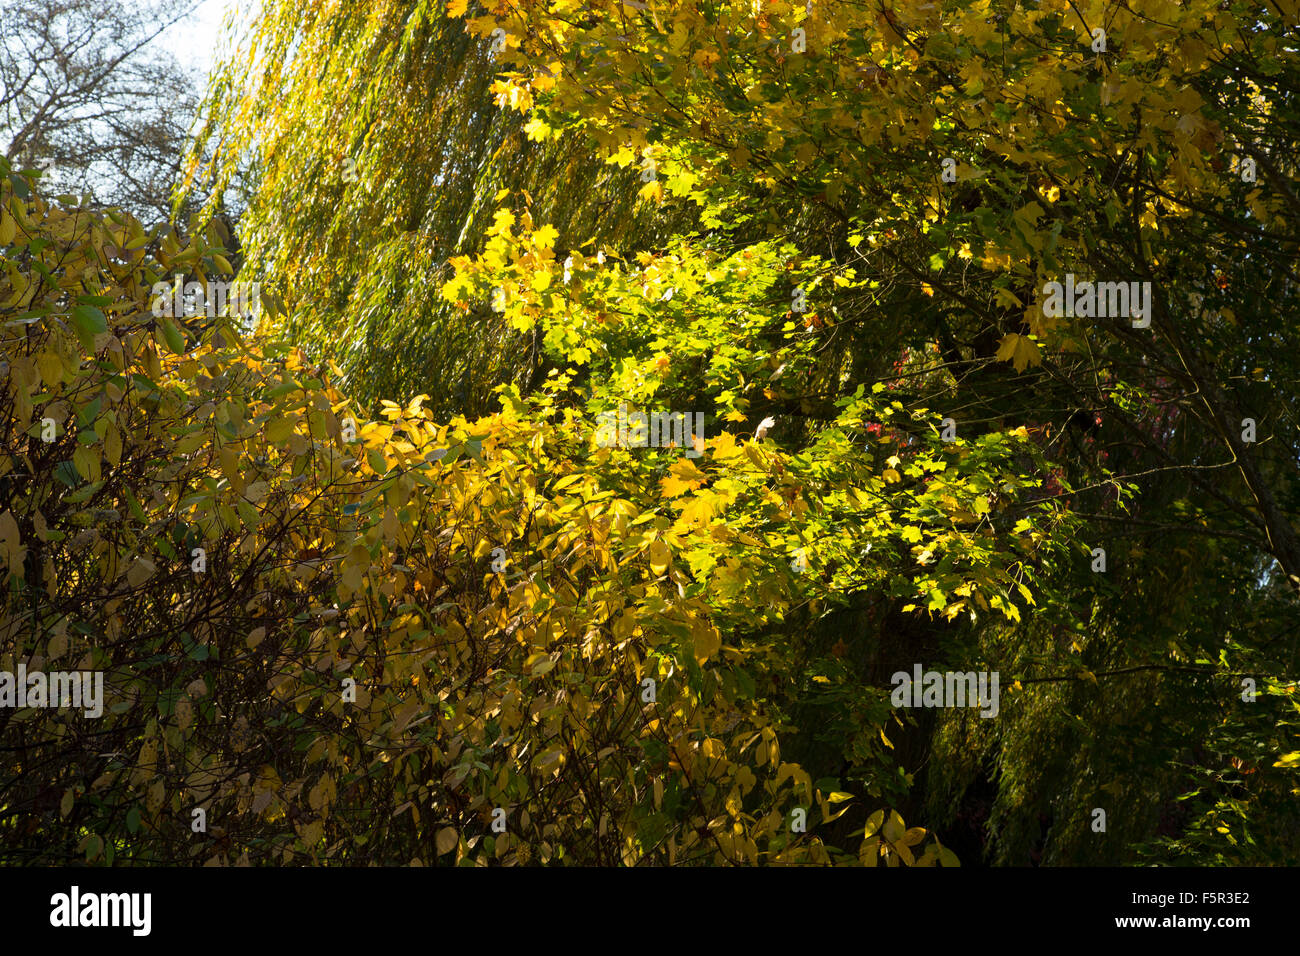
186 0 701 415
0 0 204 223
429 0 1300 863
1 158 947 865
7 0 1298 867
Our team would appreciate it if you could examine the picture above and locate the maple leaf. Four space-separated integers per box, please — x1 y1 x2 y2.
661 458 707 497
994 333 1041 373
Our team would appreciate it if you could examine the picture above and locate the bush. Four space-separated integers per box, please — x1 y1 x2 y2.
0 161 944 865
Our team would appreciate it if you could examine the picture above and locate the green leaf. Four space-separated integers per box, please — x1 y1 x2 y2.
70 304 108 336
159 317 186 355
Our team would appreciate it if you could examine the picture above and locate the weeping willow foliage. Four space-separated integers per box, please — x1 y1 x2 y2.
184 0 694 415
921 526 1300 865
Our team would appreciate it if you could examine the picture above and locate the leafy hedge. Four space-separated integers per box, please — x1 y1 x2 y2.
1 160 966 865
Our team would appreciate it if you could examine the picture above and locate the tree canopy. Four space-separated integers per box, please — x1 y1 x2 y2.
2 0 1298 866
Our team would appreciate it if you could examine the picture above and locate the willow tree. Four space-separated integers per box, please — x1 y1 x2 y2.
178 0 1300 863
185 0 698 413
428 0 1300 862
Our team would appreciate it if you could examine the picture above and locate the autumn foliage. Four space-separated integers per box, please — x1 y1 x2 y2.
4 0 1300 867
0 161 972 864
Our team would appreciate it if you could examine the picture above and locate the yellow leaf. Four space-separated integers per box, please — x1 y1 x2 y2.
676 493 719 530
860 836 880 866
1011 335 1041 372
993 286 1023 309
436 827 458 855
104 421 122 466
381 507 400 540
995 333 1041 373
980 247 1012 271
265 415 295 444
36 350 64 387
660 475 698 497
488 208 515 236
638 180 664 203
524 116 552 141
0 510 21 573
661 458 707 497
882 810 905 843
127 557 156 588
532 224 558 249
526 652 556 677
446 0 468 16
296 819 324 847
693 622 721 663
669 458 706 481
647 539 671 575
72 445 99 481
